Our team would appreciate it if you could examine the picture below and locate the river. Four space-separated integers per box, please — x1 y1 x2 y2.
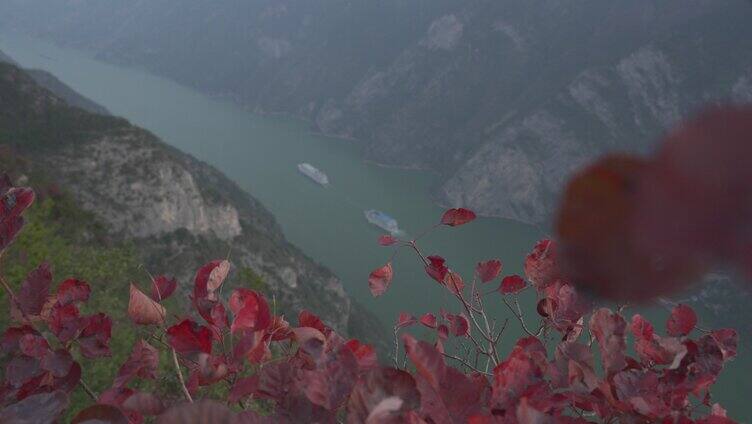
1 34 748 419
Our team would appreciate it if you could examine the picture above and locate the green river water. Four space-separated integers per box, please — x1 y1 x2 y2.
1 34 748 420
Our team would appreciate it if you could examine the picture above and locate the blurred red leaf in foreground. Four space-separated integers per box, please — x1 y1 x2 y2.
557 105 752 300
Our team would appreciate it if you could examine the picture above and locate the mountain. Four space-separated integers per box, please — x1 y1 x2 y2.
3 1 751 225
0 60 384 346
0 49 110 115
0 49 15 65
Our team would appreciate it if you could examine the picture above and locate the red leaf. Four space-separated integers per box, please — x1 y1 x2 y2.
711 329 738 360
403 334 445 390
114 340 160 388
18 334 49 358
0 185 35 217
209 302 229 330
444 271 465 295
589 308 627 375
425 256 448 283
72 404 128 424
149 275 177 302
344 339 378 370
346 367 420 423
293 327 327 361
167 320 212 355
633 106 752 288
193 260 229 302
194 353 229 386
228 375 259 403
0 391 68 424
666 304 697 337
233 329 271 364
369 263 393 297
78 313 112 358
499 275 526 294
300 345 359 410
268 315 293 341
396 312 417 330
419 313 438 329
41 349 75 378
446 313 470 337
228 289 271 334
523 239 560 290
206 260 230 293
122 392 165 416
0 185 34 242
492 337 547 410
1 325 40 353
55 279 91 306
48 303 83 342
437 324 449 341
631 315 687 367
152 399 239 424
5 355 42 387
378 234 398 246
128 284 165 326
476 259 502 283
441 208 477 227
17 262 52 318
299 310 328 334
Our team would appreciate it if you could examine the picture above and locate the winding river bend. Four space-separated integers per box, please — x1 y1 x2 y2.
1 34 748 419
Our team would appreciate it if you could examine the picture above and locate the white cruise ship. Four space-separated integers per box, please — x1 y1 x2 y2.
297 163 329 186
364 209 402 235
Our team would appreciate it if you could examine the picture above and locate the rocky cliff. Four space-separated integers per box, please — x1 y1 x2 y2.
0 61 383 344
2 1 751 225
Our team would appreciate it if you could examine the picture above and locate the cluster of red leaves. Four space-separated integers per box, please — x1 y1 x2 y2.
368 206 739 423
1 103 748 424
0 262 113 420
556 105 752 301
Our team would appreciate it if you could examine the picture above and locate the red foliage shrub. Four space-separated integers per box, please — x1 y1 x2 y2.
0 105 748 423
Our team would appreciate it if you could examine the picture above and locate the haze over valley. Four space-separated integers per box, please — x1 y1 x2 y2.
1 2 751 421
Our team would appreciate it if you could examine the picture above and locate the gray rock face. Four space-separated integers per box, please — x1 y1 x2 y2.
422 15 463 51
51 136 242 240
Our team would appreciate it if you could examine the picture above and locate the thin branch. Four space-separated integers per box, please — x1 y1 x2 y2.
441 352 492 376
79 379 98 400
392 326 401 369
501 296 541 338
171 347 194 403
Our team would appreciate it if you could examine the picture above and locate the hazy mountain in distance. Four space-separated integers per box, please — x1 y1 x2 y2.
0 60 385 348
2 1 752 224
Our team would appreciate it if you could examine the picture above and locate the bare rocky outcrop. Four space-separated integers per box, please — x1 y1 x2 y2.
51 136 242 240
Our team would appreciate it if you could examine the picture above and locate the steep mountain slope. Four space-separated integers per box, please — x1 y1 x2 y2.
0 49 15 64
0 61 383 344
0 49 110 114
2 1 751 224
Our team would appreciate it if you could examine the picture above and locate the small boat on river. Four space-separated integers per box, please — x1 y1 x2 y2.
297 163 329 186
365 209 402 234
